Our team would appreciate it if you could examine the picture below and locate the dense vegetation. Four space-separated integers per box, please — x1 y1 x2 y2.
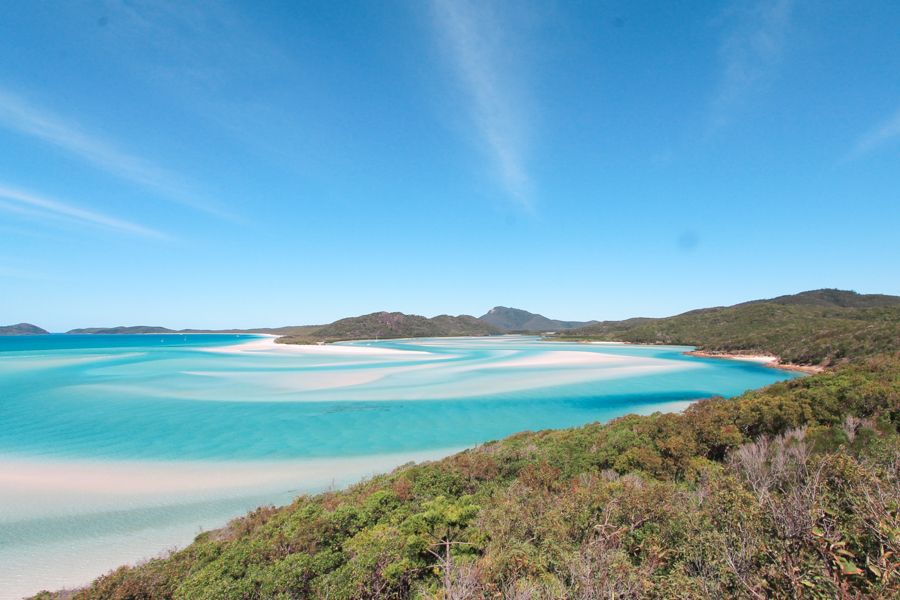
276 312 501 344
747 289 900 309
478 307 594 333
555 290 900 366
0 322 48 335
37 353 900 599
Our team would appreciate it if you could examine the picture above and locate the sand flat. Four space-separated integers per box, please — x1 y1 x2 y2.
0 449 459 599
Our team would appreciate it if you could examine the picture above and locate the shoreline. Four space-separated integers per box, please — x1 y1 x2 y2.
542 337 823 374
219 336 822 376
683 350 824 374
3 448 462 599
204 335 438 357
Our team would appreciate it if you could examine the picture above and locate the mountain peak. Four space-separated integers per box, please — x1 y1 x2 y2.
479 307 594 332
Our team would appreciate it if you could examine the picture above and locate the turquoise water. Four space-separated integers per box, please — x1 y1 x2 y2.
0 334 797 461
0 334 798 598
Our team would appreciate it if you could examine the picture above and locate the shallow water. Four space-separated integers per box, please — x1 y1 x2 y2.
0 334 798 598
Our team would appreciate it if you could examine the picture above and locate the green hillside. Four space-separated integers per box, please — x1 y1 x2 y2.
555 290 900 366
276 312 501 344
35 354 900 599
743 289 900 309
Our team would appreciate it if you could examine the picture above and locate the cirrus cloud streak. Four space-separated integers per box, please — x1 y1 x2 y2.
0 183 166 240
429 0 534 210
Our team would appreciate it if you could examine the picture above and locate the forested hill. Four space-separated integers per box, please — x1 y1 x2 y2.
741 288 900 309
554 289 900 366
275 312 501 344
36 353 900 599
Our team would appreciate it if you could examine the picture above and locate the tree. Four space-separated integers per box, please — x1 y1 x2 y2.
403 495 480 598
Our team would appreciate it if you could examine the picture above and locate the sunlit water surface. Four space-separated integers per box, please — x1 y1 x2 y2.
0 334 799 598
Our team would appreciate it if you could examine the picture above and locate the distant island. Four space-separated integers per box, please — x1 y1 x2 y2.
66 325 178 335
0 323 49 336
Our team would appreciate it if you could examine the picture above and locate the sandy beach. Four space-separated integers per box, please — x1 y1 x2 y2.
0 449 459 599
684 350 824 373
201 335 437 357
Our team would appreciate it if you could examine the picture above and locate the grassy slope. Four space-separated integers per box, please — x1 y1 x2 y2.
555 290 900 366
36 354 900 599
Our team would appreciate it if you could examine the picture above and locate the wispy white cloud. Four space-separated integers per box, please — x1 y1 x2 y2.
709 0 795 129
851 105 900 156
0 184 166 240
429 0 533 210
0 88 226 217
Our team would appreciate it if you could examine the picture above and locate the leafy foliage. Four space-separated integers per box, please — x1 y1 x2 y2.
38 354 900 599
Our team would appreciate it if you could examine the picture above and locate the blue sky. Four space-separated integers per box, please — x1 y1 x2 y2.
1 1 898 330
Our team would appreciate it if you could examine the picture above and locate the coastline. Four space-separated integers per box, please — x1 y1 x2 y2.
2 449 461 599
202 334 438 357
683 350 824 374
544 337 825 374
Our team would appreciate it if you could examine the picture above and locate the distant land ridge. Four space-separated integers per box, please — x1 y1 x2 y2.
0 322 49 336
67 326 177 335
